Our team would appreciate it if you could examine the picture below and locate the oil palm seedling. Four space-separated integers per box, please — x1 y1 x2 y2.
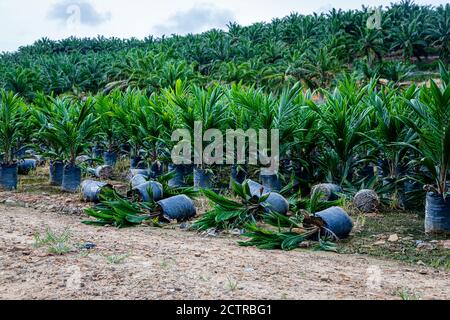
136 94 170 177
94 94 121 166
31 93 67 185
238 188 348 251
390 16 427 62
402 66 450 233
83 189 157 228
229 83 302 190
224 83 256 185
287 90 323 191
308 79 373 185
424 4 450 62
0 91 28 190
167 80 227 189
112 88 154 168
193 181 273 231
238 211 321 251
84 184 198 228
361 86 418 205
193 180 289 232
39 97 99 192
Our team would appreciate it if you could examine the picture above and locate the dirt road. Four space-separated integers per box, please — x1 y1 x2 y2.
0 205 449 300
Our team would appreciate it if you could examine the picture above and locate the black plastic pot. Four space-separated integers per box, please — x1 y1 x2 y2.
260 172 281 192
157 195 196 222
194 168 212 189
127 169 151 182
18 159 37 175
168 164 186 188
120 143 132 155
129 181 164 202
92 146 104 159
49 161 64 186
130 174 148 188
376 159 388 179
311 183 342 201
0 163 18 190
315 207 353 239
87 165 113 179
76 155 90 164
246 180 289 215
62 164 81 193
248 179 268 196
33 154 46 166
13 146 27 159
81 180 113 203
401 180 424 210
103 151 118 166
130 156 146 169
230 165 247 186
360 165 375 179
150 161 164 179
425 192 450 235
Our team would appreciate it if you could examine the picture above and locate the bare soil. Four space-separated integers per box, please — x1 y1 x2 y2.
0 204 449 300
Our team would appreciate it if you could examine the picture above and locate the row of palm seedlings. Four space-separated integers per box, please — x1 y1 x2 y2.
0 63 448 233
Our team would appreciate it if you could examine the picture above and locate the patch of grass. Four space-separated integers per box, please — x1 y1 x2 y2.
396 288 422 300
225 276 239 291
430 256 450 269
339 211 449 270
159 257 177 269
78 250 91 258
33 229 72 255
113 158 130 179
34 228 72 255
104 253 130 264
48 242 72 255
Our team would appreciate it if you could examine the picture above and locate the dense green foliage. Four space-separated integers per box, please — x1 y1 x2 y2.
0 1 448 210
0 1 448 99
1 63 449 200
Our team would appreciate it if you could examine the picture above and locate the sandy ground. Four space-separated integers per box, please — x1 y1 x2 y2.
0 204 449 300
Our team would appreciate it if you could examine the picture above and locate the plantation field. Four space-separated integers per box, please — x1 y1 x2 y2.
0 1 449 301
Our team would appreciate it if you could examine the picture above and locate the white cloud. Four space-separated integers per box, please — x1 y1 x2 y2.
47 0 111 26
153 3 234 36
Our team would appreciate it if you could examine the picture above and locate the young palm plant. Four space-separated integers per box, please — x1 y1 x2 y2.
361 86 418 206
0 91 27 190
40 97 99 192
167 80 227 188
402 67 450 233
94 94 121 166
308 78 374 184
83 189 157 228
239 188 341 251
193 180 277 231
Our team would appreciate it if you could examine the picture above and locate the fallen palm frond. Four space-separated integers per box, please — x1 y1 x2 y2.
239 202 338 252
293 187 343 213
156 171 200 199
192 180 271 231
83 188 157 228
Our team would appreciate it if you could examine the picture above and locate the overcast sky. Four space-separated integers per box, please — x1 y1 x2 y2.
0 0 447 52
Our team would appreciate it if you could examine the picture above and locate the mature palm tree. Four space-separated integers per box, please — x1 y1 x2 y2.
425 4 450 61
390 17 428 62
